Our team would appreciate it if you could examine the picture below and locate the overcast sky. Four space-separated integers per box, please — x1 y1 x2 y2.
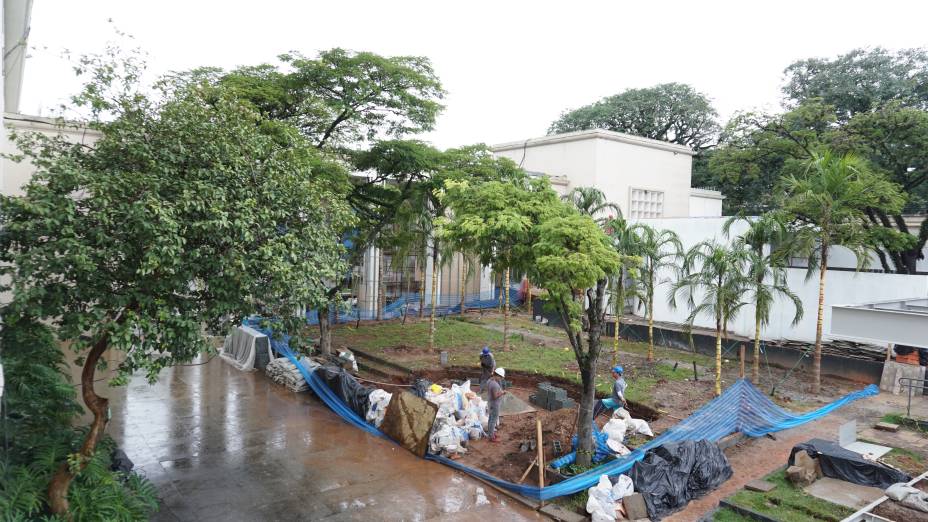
20 0 928 150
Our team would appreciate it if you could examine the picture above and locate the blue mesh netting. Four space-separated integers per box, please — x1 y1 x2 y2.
243 318 877 501
307 286 522 325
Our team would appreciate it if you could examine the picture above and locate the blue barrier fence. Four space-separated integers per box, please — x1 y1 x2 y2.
244 318 878 501
307 286 523 325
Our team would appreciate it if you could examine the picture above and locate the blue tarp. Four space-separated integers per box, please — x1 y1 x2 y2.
246 319 877 501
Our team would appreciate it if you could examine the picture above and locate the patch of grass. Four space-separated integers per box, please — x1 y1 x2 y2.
555 489 589 514
727 470 853 522
883 447 927 476
881 412 907 425
712 508 756 522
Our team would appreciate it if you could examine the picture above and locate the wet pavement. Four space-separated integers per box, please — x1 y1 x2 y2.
97 355 543 521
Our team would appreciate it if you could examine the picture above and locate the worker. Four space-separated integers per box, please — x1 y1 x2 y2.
593 365 628 418
487 367 505 442
479 346 496 393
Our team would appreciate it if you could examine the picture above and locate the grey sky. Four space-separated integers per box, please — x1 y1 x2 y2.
21 0 928 150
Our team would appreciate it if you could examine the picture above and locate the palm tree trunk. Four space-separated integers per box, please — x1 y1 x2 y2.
613 270 623 365
376 248 384 321
429 246 439 352
647 277 655 362
813 244 828 394
418 245 426 319
503 267 511 351
715 318 723 396
753 315 761 382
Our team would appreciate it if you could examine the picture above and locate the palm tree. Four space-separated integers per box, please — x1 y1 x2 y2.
780 149 906 393
670 240 750 395
562 186 622 225
606 217 641 364
725 213 803 381
630 224 683 361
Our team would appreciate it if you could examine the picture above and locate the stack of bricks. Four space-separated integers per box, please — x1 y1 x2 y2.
529 382 576 411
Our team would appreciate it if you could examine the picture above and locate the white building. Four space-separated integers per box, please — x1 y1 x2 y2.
492 129 723 219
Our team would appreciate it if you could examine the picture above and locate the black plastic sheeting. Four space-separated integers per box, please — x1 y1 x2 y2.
315 366 374 419
789 439 910 489
628 440 733 520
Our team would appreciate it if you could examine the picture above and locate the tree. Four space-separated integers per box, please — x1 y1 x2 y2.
548 83 720 151
437 177 543 351
724 213 803 381
605 217 641 364
0 53 353 514
782 48 928 122
531 211 622 467
561 186 622 225
780 150 908 393
669 241 749 395
630 224 683 361
208 50 447 353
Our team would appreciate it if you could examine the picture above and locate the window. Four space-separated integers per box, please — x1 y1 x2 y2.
629 188 664 219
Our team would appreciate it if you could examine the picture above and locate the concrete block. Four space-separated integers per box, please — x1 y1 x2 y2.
875 421 900 432
623 493 648 520
745 479 776 493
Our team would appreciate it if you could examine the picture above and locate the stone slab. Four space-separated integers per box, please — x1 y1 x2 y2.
539 503 587 522
804 477 884 509
875 422 900 432
744 480 776 493
380 390 438 458
623 493 649 520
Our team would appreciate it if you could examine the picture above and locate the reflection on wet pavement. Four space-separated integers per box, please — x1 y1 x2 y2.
99 356 543 521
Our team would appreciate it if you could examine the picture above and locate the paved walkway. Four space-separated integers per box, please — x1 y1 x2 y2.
99 356 542 521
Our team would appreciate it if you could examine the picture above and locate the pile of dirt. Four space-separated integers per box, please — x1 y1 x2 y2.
457 406 577 484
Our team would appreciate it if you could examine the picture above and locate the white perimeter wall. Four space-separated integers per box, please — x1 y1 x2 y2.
634 217 928 344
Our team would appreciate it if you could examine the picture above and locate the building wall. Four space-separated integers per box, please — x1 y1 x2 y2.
689 191 724 217
493 130 697 219
634 216 928 344
2 113 101 196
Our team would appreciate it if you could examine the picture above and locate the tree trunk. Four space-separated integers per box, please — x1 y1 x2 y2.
460 256 466 317
647 284 654 362
714 319 722 396
613 271 623 365
575 361 597 468
503 267 511 351
318 303 333 355
813 244 828 394
429 246 439 352
418 245 426 319
48 333 112 515
753 314 761 382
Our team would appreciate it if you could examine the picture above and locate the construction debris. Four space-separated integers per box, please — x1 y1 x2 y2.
586 474 635 522
265 357 310 393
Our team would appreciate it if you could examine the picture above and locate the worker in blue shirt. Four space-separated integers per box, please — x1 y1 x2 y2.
594 365 628 418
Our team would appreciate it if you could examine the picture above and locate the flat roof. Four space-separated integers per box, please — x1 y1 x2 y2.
831 297 928 348
491 128 697 156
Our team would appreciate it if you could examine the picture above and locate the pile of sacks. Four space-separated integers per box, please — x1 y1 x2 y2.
601 408 654 455
366 389 392 428
587 474 636 522
886 482 928 513
423 380 490 457
265 357 310 393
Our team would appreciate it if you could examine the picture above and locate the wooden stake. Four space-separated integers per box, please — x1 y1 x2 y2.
739 344 745 379
518 458 537 484
536 415 545 503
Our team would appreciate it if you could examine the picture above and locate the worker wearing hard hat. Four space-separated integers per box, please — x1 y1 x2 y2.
487 367 506 442
594 365 628 418
479 346 496 393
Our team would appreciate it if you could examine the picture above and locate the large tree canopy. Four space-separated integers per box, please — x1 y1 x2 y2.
1 53 354 514
783 47 928 121
548 83 720 150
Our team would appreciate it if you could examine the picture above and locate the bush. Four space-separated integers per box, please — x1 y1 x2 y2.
0 317 159 520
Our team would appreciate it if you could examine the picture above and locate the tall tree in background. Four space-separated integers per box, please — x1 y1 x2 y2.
562 186 622 225
670 241 749 395
1 51 353 514
630 224 683 361
780 150 908 393
724 214 803 381
211 49 447 354
549 83 720 151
